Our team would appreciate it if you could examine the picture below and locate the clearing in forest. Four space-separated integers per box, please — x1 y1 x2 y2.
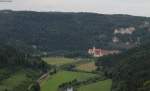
42 57 77 66
75 61 97 72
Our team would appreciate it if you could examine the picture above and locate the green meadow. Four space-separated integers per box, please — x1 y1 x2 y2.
0 70 31 91
78 79 112 91
42 57 77 66
40 71 97 91
0 68 41 91
41 57 112 91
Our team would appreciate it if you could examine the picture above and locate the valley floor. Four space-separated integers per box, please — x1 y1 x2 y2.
78 79 112 91
40 71 97 91
41 57 112 91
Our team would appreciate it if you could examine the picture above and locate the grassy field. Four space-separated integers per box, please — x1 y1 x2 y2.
0 71 30 91
42 57 78 66
41 57 111 91
0 69 41 91
78 79 112 91
75 61 97 72
40 71 97 91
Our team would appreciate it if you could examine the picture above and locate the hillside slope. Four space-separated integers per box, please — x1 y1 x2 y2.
0 45 49 91
0 10 150 54
96 43 150 91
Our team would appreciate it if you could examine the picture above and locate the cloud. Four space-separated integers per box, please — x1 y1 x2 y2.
0 0 150 17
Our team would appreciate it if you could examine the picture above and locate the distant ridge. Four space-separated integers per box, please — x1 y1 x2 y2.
0 10 150 55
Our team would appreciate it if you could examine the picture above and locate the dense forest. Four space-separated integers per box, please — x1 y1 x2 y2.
96 43 150 91
0 10 150 55
0 44 48 70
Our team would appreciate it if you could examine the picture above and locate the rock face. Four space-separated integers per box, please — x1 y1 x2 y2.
112 36 119 43
114 27 136 35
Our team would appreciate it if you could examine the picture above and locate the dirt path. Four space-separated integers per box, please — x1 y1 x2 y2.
37 72 49 84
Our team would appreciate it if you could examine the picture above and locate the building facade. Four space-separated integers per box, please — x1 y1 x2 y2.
88 47 119 57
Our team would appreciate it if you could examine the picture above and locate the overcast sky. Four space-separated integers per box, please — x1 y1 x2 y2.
0 0 150 17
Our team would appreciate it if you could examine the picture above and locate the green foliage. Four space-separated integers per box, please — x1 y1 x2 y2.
78 79 112 91
29 82 40 91
96 43 150 91
43 57 77 66
41 71 97 91
0 45 49 91
0 69 41 91
0 45 49 70
0 10 150 55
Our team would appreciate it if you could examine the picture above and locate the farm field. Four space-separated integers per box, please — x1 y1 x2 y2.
42 57 78 66
78 79 112 91
75 61 97 72
40 71 97 91
41 57 112 91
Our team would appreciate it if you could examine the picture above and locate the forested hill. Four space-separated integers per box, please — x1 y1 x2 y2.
0 10 150 54
0 45 48 70
96 43 150 91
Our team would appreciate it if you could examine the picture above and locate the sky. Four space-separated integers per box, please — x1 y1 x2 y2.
0 0 150 17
